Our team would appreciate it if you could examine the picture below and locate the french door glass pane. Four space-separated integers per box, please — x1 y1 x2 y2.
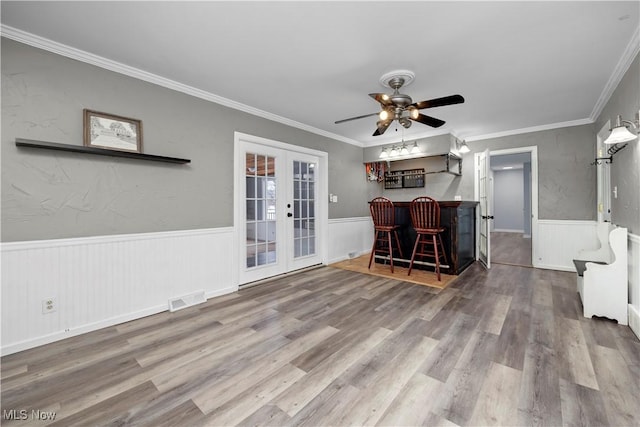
292 160 316 259
246 152 277 269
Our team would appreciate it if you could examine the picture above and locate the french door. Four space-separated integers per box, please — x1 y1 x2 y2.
237 136 324 285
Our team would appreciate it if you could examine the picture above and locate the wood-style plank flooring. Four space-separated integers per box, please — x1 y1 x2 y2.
2 263 640 426
491 232 532 267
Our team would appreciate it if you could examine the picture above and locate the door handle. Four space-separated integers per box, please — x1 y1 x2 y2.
481 215 494 219
287 212 293 217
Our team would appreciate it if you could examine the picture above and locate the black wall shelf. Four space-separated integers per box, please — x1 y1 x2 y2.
15 138 191 164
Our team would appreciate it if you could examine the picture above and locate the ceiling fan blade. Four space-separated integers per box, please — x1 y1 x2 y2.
411 94 465 110
334 112 379 124
373 120 392 136
369 93 393 106
413 114 446 128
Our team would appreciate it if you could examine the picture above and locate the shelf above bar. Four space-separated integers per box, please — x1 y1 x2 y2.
15 138 191 164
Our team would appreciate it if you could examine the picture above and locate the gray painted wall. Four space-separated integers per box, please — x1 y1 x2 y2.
594 53 639 234
493 169 524 231
364 124 595 220
1 39 370 242
459 124 596 220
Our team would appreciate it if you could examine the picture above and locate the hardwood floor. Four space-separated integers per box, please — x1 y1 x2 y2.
2 263 639 426
491 232 532 267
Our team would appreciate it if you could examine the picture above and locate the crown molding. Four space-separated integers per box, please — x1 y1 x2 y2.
1 25 363 148
590 25 640 122
465 118 594 142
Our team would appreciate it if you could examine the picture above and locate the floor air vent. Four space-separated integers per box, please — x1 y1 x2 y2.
168 290 206 312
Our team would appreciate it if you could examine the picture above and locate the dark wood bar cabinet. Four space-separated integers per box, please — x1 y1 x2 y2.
371 200 478 275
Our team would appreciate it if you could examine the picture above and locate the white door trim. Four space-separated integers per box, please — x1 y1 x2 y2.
233 132 329 287
596 120 612 222
474 145 539 268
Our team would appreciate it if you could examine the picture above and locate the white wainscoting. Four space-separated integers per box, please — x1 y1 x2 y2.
327 216 373 264
629 233 640 340
536 220 598 271
1 228 236 356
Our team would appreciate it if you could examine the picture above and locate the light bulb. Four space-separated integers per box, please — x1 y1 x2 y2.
409 108 419 120
379 110 389 121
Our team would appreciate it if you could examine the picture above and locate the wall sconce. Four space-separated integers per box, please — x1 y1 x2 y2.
594 114 639 164
410 141 421 154
604 114 638 145
457 139 470 154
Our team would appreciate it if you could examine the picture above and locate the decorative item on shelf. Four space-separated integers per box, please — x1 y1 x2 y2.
592 113 639 165
365 162 386 182
84 109 142 153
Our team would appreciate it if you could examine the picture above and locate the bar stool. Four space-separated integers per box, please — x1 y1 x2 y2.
408 196 448 280
368 197 404 273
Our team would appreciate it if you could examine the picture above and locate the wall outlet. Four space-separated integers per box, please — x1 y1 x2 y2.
42 298 56 314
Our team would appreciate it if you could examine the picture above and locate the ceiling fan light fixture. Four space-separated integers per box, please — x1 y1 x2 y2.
409 108 419 120
379 110 390 121
400 118 412 128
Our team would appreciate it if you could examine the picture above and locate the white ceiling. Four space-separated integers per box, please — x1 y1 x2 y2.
2 1 639 148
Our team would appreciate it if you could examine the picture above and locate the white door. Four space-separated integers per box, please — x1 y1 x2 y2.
238 139 323 285
478 148 492 268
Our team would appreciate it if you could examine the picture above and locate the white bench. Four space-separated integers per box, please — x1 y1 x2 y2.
573 223 628 325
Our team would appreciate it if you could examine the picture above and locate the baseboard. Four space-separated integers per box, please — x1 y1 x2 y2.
328 250 368 265
1 284 236 356
1 304 167 356
629 304 640 340
535 263 576 273
492 229 525 233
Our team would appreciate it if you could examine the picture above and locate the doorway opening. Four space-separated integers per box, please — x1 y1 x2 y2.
490 152 532 267
474 146 538 269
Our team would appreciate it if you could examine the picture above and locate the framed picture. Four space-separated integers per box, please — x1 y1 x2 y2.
83 109 143 153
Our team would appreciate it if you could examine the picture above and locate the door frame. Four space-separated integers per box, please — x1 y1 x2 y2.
596 120 612 222
474 145 539 268
233 132 329 287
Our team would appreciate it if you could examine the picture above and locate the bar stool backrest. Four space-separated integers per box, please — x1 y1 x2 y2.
410 196 440 231
370 197 395 228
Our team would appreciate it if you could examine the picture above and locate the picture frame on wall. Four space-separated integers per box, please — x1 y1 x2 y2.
83 109 143 153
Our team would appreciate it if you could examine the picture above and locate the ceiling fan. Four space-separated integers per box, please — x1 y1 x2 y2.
335 70 465 136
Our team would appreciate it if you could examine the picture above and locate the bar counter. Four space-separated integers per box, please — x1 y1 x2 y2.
372 200 478 275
